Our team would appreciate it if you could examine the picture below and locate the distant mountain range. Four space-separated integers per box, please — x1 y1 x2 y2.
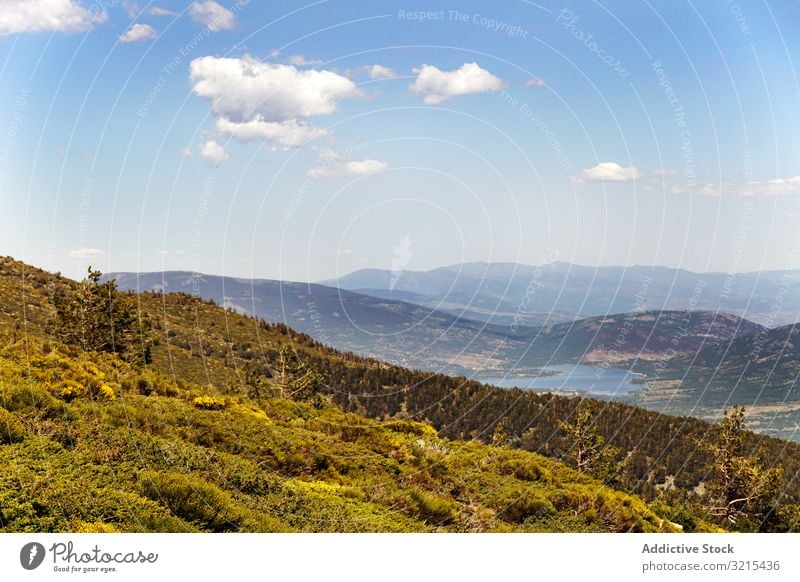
106 271 532 373
323 262 800 328
106 265 800 437
108 267 772 376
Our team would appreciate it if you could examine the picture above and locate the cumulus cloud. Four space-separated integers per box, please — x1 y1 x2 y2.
217 117 327 150
366 64 400 79
119 23 156 43
0 0 106 34
189 0 235 32
68 247 104 259
572 162 641 183
189 55 362 151
308 158 388 178
524 76 545 87
190 56 361 122
410 62 505 104
200 140 229 166
287 54 322 66
180 147 193 159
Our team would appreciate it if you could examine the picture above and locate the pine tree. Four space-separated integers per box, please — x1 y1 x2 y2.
50 267 155 365
491 418 508 447
271 344 325 404
560 400 622 481
700 406 782 527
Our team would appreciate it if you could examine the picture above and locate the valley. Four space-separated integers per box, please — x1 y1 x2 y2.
108 266 800 441
3 255 799 532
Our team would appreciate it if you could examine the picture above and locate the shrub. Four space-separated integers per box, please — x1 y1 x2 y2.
192 395 228 410
498 494 556 524
408 489 458 525
496 455 550 483
134 373 178 397
59 380 86 401
0 384 72 420
136 377 155 396
138 470 241 531
0 409 25 444
99 384 116 400
73 521 119 533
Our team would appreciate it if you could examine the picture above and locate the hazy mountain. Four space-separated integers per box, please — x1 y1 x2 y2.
511 310 765 368
324 262 800 328
109 271 766 378
662 323 800 395
107 271 533 373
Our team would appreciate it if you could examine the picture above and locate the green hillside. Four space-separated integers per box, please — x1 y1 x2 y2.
0 256 795 532
1 339 680 532
0 257 682 533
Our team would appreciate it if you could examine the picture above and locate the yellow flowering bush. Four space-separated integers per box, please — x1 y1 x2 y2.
192 395 228 410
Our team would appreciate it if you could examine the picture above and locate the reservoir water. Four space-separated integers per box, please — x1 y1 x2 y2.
478 364 642 396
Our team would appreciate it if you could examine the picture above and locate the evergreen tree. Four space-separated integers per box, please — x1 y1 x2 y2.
700 406 782 527
491 418 508 447
560 400 622 481
272 344 325 404
242 360 274 400
50 267 155 365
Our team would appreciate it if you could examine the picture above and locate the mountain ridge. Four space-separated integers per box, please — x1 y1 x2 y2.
324 262 800 328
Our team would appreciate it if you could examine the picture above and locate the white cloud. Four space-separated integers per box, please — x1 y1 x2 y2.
687 177 800 197
669 183 723 197
190 56 361 122
68 247 104 260
189 0 235 32
200 140 229 166
572 162 641 183
366 64 400 79
148 6 175 16
0 0 106 34
119 23 156 43
287 54 321 66
666 177 800 197
410 62 505 104
524 76 545 87
217 117 327 150
348 64 401 79
180 147 193 158
189 55 362 152
308 159 388 178
746 176 800 196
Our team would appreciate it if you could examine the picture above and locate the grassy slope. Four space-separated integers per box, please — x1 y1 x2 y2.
0 257 681 533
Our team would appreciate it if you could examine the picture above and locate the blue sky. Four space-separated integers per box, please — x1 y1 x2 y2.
1 0 800 281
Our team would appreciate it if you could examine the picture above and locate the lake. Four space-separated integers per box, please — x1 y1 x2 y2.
478 364 643 396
